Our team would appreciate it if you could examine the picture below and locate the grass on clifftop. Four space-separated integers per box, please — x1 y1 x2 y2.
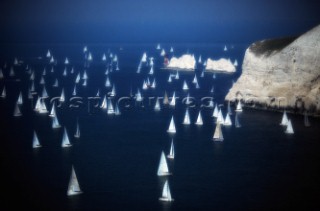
249 36 297 57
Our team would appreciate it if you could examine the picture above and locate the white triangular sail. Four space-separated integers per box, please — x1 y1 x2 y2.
182 80 189 90
304 112 311 127
154 98 161 111
52 115 61 129
213 123 224 142
280 111 289 126
74 120 80 138
115 103 121 115
183 109 191 125
224 113 232 126
195 111 203 125
42 87 48 98
235 113 241 128
32 131 41 148
100 95 107 109
59 89 65 102
13 103 22 117
169 92 176 106
62 127 72 147
212 104 219 118
285 120 294 134
236 101 243 112
49 103 56 117
1 86 6 98
167 140 175 159
67 166 82 196
17 92 23 104
107 98 115 114
167 116 176 133
157 151 170 176
159 180 174 202
216 109 224 124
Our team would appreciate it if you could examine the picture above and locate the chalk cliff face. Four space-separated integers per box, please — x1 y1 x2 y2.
225 25 320 113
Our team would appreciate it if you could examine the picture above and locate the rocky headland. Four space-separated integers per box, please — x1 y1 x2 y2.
225 24 320 115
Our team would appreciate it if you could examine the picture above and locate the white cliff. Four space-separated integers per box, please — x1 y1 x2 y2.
225 24 320 114
205 58 236 72
167 54 196 70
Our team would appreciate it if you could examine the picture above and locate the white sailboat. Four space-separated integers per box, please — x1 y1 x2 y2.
235 113 241 128
227 101 232 115
157 151 171 176
107 98 115 114
151 79 156 88
100 95 107 109
52 115 61 129
154 98 161 111
212 104 219 118
159 180 174 202
40 76 45 84
195 111 203 125
182 80 189 90
280 110 289 126
59 89 65 102
52 78 59 87
285 120 294 134
149 66 154 75
223 45 228 51
105 76 111 87
170 47 174 53
163 92 169 105
82 70 88 80
175 71 179 80
49 103 56 117
75 73 80 83
233 59 238 67
17 92 23 104
82 79 87 87
213 123 224 141
42 87 48 98
1 86 6 98
183 109 191 125
67 166 82 196
156 44 161 50
224 113 232 126
160 49 166 56
46 50 51 58
109 85 116 97
72 85 77 96
62 127 72 147
136 89 143 102
167 140 175 159
63 68 67 76
198 55 202 63
102 53 107 61
235 101 243 112
74 120 80 138
141 52 147 63
192 75 198 84
32 131 41 148
39 99 48 114
142 80 148 90
168 75 172 83
304 112 311 127
195 81 200 89
13 103 22 117
169 92 176 106
115 103 121 115
216 109 225 124
167 116 176 133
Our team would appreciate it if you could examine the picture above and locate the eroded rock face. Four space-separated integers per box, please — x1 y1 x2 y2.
205 58 236 73
167 54 196 70
225 25 320 114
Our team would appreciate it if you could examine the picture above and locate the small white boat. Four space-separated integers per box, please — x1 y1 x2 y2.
13 103 22 117
224 113 232 126
52 115 61 129
157 151 171 176
154 98 161 111
49 103 56 117
182 80 189 90
182 109 191 125
159 180 174 202
167 139 175 159
280 110 289 126
169 92 176 106
67 166 82 196
74 119 80 138
285 120 294 134
32 131 41 148
235 101 243 112
167 116 176 133
213 123 224 142
62 127 72 147
195 111 203 125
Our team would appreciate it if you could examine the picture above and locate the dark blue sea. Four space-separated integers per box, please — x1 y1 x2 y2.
0 43 319 210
